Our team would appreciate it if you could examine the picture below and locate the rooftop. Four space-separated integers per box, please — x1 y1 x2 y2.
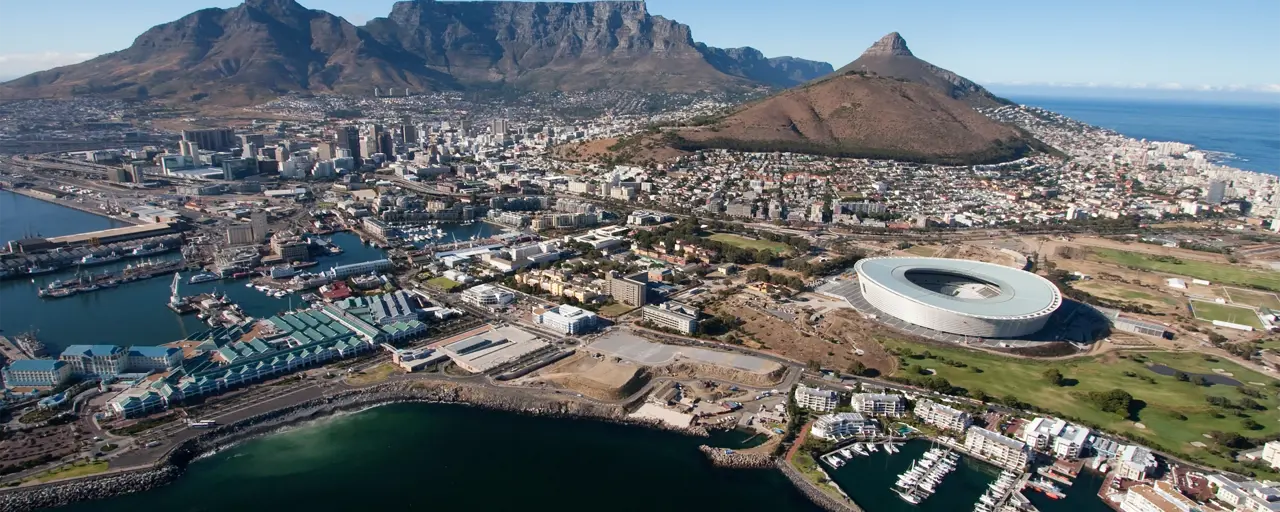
855 257 1061 319
4 359 65 372
61 344 125 358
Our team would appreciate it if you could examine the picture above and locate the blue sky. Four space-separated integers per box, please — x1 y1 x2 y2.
1 0 1277 98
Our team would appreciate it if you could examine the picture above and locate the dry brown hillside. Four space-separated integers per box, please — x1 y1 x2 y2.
669 73 1038 165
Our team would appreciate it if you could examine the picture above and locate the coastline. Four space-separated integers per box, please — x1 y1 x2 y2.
0 381 713 512
1 187 143 226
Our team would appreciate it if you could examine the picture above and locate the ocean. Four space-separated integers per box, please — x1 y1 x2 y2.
1010 96 1280 176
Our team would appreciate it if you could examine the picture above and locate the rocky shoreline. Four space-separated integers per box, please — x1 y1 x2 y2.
776 460 863 512
698 445 775 469
0 381 709 512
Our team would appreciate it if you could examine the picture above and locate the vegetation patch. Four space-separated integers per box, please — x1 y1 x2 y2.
880 338 1280 472
1089 248 1280 292
25 461 108 484
707 233 791 254
1225 288 1280 310
345 363 401 387
1190 300 1263 329
426 277 462 291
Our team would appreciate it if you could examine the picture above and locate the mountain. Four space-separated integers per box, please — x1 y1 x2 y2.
662 33 1042 165
0 0 832 104
835 32 1011 108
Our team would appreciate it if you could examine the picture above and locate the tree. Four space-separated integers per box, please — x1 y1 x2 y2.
1084 389 1134 417
1043 368 1066 387
1243 418 1263 430
1175 371 1190 382
1239 398 1264 411
847 360 867 377
806 360 821 372
1191 375 1208 386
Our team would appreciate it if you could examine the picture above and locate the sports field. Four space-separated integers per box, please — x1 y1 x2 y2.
707 233 791 254
427 277 462 291
882 338 1280 471
1190 300 1264 329
1089 248 1280 291
1225 287 1280 310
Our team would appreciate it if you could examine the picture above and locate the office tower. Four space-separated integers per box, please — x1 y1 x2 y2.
181 128 235 152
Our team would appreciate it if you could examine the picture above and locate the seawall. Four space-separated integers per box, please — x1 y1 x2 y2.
0 380 707 512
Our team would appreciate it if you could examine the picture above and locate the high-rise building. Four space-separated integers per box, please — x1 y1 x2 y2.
227 224 255 245
1208 180 1227 204
315 142 334 160
238 134 265 149
338 126 361 163
250 212 269 242
609 271 648 307
182 128 236 152
491 118 509 137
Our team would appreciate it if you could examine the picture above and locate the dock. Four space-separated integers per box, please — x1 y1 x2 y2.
0 336 32 362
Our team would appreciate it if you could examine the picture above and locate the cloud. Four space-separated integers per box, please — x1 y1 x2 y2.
0 51 98 78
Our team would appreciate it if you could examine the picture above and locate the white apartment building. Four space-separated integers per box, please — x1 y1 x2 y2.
811 413 879 440
1262 440 1280 470
794 385 839 412
1115 445 1158 481
1119 482 1197 512
850 393 906 417
1207 473 1280 512
533 304 598 335
1024 417 1092 459
460 284 516 307
964 426 1029 471
913 399 972 432
641 301 700 334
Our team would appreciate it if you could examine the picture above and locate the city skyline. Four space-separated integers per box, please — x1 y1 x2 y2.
0 0 1277 100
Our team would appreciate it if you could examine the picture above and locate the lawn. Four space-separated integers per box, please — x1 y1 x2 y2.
345 363 400 387
1225 287 1280 310
881 338 1280 470
426 277 462 291
1089 248 1280 292
598 303 636 318
707 233 791 254
26 461 108 483
1190 300 1264 329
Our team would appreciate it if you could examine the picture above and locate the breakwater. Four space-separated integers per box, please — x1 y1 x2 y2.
777 460 863 512
0 380 709 511
698 445 774 468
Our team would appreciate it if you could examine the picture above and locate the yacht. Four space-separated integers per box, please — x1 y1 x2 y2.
840 449 854 459
895 489 922 505
26 264 58 275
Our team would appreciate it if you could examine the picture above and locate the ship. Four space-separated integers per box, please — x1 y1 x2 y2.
80 252 123 266
129 244 171 257
188 272 220 284
26 264 58 275
269 265 298 279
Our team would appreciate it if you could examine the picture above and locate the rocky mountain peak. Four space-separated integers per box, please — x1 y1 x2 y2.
861 32 913 57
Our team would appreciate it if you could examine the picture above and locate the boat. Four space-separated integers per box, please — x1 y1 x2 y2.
851 444 868 456
26 264 58 275
188 419 217 428
189 272 219 284
80 253 123 266
867 443 878 453
129 245 169 257
291 260 319 269
245 282 254 287
894 489 922 504
839 448 854 459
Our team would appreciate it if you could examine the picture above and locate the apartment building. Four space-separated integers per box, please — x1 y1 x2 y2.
641 301 700 334
1207 473 1280 512
913 399 972 432
609 271 648 307
1119 481 1198 512
1024 417 1092 459
964 426 1029 471
850 393 906 417
1 360 72 389
794 385 839 412
811 413 879 440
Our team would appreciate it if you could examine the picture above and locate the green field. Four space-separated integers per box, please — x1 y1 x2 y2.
426 277 462 291
707 233 791 254
26 461 108 483
1190 300 1264 329
1089 248 1280 291
882 338 1280 470
1226 288 1280 310
598 303 636 318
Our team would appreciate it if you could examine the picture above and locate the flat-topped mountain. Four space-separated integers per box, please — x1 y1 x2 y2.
0 0 832 104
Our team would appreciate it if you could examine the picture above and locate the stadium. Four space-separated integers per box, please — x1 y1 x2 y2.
853 257 1062 338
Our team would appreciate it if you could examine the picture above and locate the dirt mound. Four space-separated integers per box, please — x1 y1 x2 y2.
658 362 784 388
540 356 652 401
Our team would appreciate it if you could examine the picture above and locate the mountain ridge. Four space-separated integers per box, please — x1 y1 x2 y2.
0 0 833 104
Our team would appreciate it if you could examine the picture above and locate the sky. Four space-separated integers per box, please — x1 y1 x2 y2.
1 0 1277 100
